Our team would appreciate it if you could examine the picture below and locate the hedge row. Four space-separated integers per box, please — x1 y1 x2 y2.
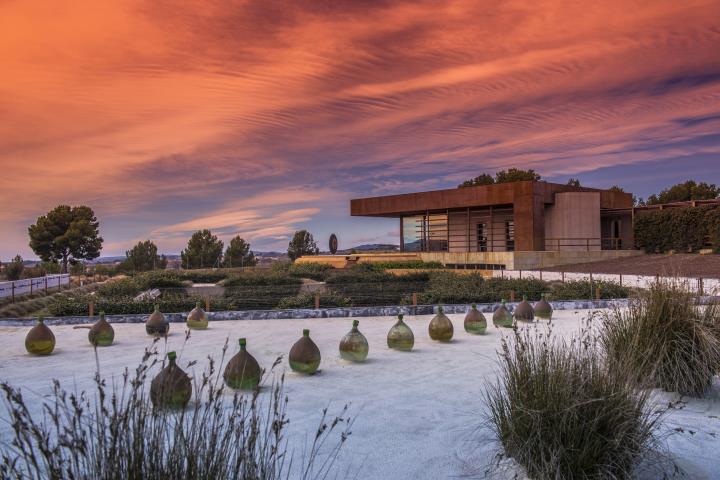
43 270 630 317
634 205 720 253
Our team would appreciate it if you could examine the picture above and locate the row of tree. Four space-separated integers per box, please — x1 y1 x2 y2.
460 170 719 207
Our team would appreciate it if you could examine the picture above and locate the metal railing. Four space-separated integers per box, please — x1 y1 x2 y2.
0 274 70 301
544 237 628 251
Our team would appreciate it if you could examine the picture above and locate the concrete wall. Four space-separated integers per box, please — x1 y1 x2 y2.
544 192 601 251
420 251 516 268
512 249 642 269
297 250 643 270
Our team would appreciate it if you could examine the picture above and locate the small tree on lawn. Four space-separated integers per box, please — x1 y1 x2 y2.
288 230 319 261
181 230 224 269
223 236 256 267
124 240 167 272
6 255 25 281
28 205 103 273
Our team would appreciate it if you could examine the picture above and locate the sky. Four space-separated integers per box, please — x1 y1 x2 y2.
1 0 719 259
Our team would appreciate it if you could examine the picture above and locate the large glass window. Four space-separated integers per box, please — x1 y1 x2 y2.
505 221 515 252
402 216 422 252
401 214 448 252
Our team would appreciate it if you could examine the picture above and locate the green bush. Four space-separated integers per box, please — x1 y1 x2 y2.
370 260 444 270
178 270 230 284
634 205 719 253
410 273 548 305
706 208 720 253
322 265 430 306
550 279 629 300
134 270 186 289
287 263 335 281
486 327 659 479
601 281 720 396
97 278 142 298
277 292 351 309
223 272 302 287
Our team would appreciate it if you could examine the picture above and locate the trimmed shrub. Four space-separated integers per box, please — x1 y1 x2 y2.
287 262 335 281
134 270 186 289
486 327 660 479
223 272 301 287
0 348 352 479
223 274 302 310
706 207 720 253
179 269 230 284
601 281 720 396
277 292 351 309
97 277 142 298
410 273 548 305
550 279 630 300
634 205 719 253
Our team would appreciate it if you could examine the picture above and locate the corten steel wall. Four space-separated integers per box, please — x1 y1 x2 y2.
351 181 633 252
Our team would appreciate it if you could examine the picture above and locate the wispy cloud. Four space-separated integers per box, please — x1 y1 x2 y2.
1 0 719 257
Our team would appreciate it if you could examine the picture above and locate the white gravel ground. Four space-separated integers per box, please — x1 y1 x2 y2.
1 310 719 479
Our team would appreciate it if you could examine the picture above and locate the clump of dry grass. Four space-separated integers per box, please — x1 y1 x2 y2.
0 341 352 479
485 324 661 479
601 280 720 396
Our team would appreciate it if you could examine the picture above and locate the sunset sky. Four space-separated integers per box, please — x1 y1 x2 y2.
2 0 719 259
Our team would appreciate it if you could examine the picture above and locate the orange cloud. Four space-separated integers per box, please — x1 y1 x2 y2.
1 0 719 257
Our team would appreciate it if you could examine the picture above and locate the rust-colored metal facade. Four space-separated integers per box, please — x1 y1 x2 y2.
350 181 634 252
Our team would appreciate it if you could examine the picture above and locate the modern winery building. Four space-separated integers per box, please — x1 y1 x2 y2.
344 180 639 269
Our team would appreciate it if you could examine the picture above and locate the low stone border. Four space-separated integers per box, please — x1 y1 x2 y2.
0 299 633 326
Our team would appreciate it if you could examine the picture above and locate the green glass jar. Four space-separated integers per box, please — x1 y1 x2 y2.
514 296 535 322
289 329 321 374
224 338 261 390
464 304 487 334
493 300 513 328
146 304 169 337
339 320 369 362
186 301 209 330
25 316 55 355
428 305 454 342
387 314 414 351
150 351 192 410
534 294 553 320
88 311 114 346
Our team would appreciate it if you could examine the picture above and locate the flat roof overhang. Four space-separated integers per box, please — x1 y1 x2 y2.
351 181 633 217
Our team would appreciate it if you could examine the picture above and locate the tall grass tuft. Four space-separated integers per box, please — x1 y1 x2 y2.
0 343 352 479
485 325 660 479
601 280 720 396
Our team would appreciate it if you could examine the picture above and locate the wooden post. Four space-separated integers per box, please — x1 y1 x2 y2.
89 301 95 318
314 293 320 309
539 270 542 280
698 278 704 296
30 279 33 295
595 287 601 301
412 292 418 306
11 282 15 304
205 295 210 312
561 271 565 282
510 290 515 302
589 273 593 300
45 277 48 294
519 270 522 279
619 274 623 287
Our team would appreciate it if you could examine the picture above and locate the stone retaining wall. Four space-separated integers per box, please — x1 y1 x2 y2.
0 299 632 326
